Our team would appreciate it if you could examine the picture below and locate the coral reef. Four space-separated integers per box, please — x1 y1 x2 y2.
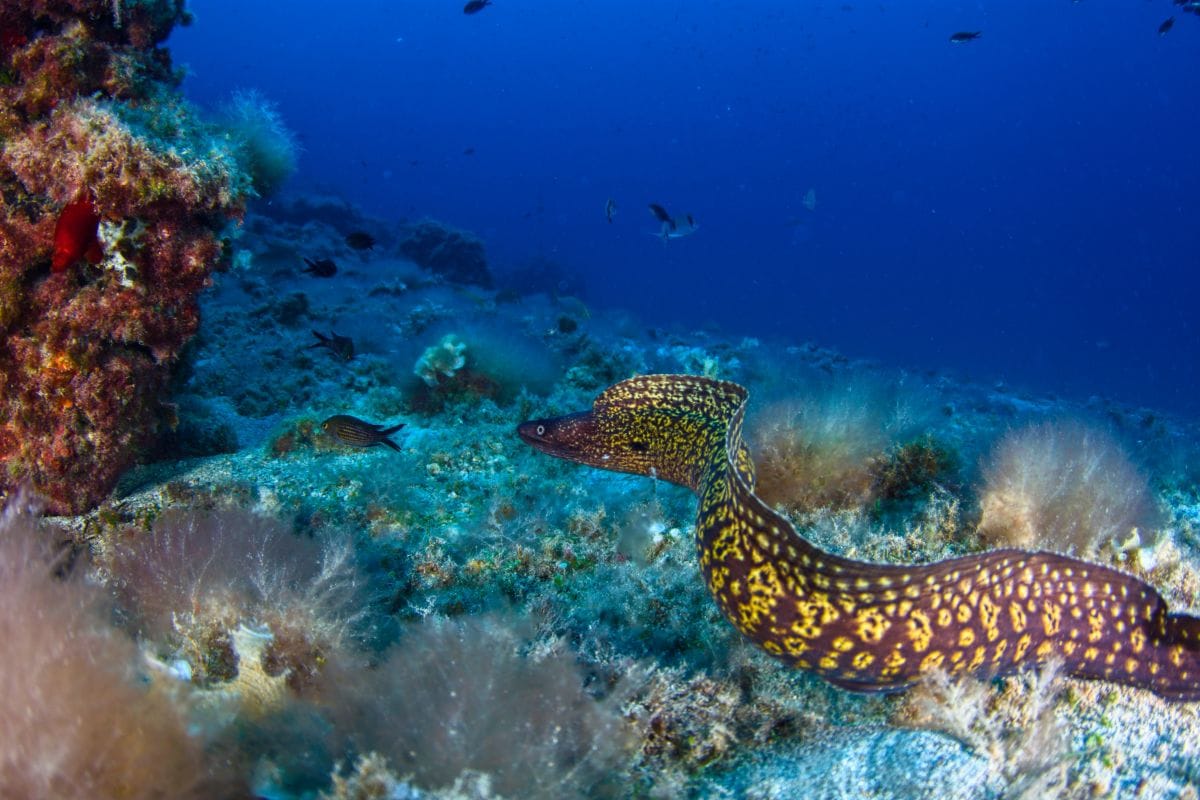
976 420 1156 555
0 0 250 513
398 219 493 288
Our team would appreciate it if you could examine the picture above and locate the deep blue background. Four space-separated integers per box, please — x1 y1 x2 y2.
171 1 1199 415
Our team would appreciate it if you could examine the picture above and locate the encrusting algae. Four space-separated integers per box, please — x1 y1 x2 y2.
519 374 1200 699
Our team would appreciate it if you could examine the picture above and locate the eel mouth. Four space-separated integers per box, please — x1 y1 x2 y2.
516 419 553 448
516 411 593 459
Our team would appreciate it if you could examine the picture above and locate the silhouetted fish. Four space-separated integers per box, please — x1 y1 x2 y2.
302 257 338 277
605 198 617 224
463 0 492 14
654 213 699 241
648 203 675 230
1159 17 1174 35
309 330 354 361
647 204 698 240
949 31 981 43
321 415 404 451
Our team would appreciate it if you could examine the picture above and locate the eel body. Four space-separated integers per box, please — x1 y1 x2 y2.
518 374 1200 700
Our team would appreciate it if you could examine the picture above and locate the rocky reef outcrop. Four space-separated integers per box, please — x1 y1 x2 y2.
0 0 250 513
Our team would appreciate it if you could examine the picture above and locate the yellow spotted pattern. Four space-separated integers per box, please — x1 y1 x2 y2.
520 374 1200 700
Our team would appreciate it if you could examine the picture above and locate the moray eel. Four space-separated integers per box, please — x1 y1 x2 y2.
518 374 1200 700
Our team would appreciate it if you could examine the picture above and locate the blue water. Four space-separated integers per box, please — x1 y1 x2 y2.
172 1 1199 414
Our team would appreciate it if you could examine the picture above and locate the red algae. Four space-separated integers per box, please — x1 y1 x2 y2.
0 0 250 513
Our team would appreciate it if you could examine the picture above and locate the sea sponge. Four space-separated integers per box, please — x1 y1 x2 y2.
0 500 231 798
976 421 1156 555
218 89 299 198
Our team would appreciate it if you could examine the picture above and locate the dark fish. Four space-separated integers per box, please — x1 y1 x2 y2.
1159 17 1174 35
949 31 981 43
321 415 404 451
345 231 375 251
302 257 338 277
309 330 355 361
463 147 476 156
463 0 492 13
648 203 676 230
605 198 617 224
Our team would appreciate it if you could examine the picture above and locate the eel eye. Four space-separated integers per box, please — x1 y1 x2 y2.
536 425 546 436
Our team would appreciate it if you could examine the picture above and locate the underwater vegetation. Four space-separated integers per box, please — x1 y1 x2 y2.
748 375 942 515
0 0 261 513
976 420 1157 556
217 88 299 199
0 497 244 799
324 615 633 799
105 507 381 699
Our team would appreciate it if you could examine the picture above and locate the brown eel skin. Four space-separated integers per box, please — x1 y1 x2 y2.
518 374 1200 699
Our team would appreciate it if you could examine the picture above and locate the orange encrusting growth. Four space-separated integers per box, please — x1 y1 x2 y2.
518 374 1200 700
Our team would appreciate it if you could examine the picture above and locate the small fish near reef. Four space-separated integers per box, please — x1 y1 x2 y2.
51 193 103 273
309 330 355 361
322 415 404 451
1159 17 1175 35
463 0 492 14
605 198 618 224
302 257 338 278
345 231 376 251
519 374 1200 700
949 31 982 43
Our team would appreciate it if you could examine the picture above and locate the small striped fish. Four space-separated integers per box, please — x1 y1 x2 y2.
321 415 404 452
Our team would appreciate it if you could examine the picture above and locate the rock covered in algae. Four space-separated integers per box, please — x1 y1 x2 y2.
0 0 251 513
